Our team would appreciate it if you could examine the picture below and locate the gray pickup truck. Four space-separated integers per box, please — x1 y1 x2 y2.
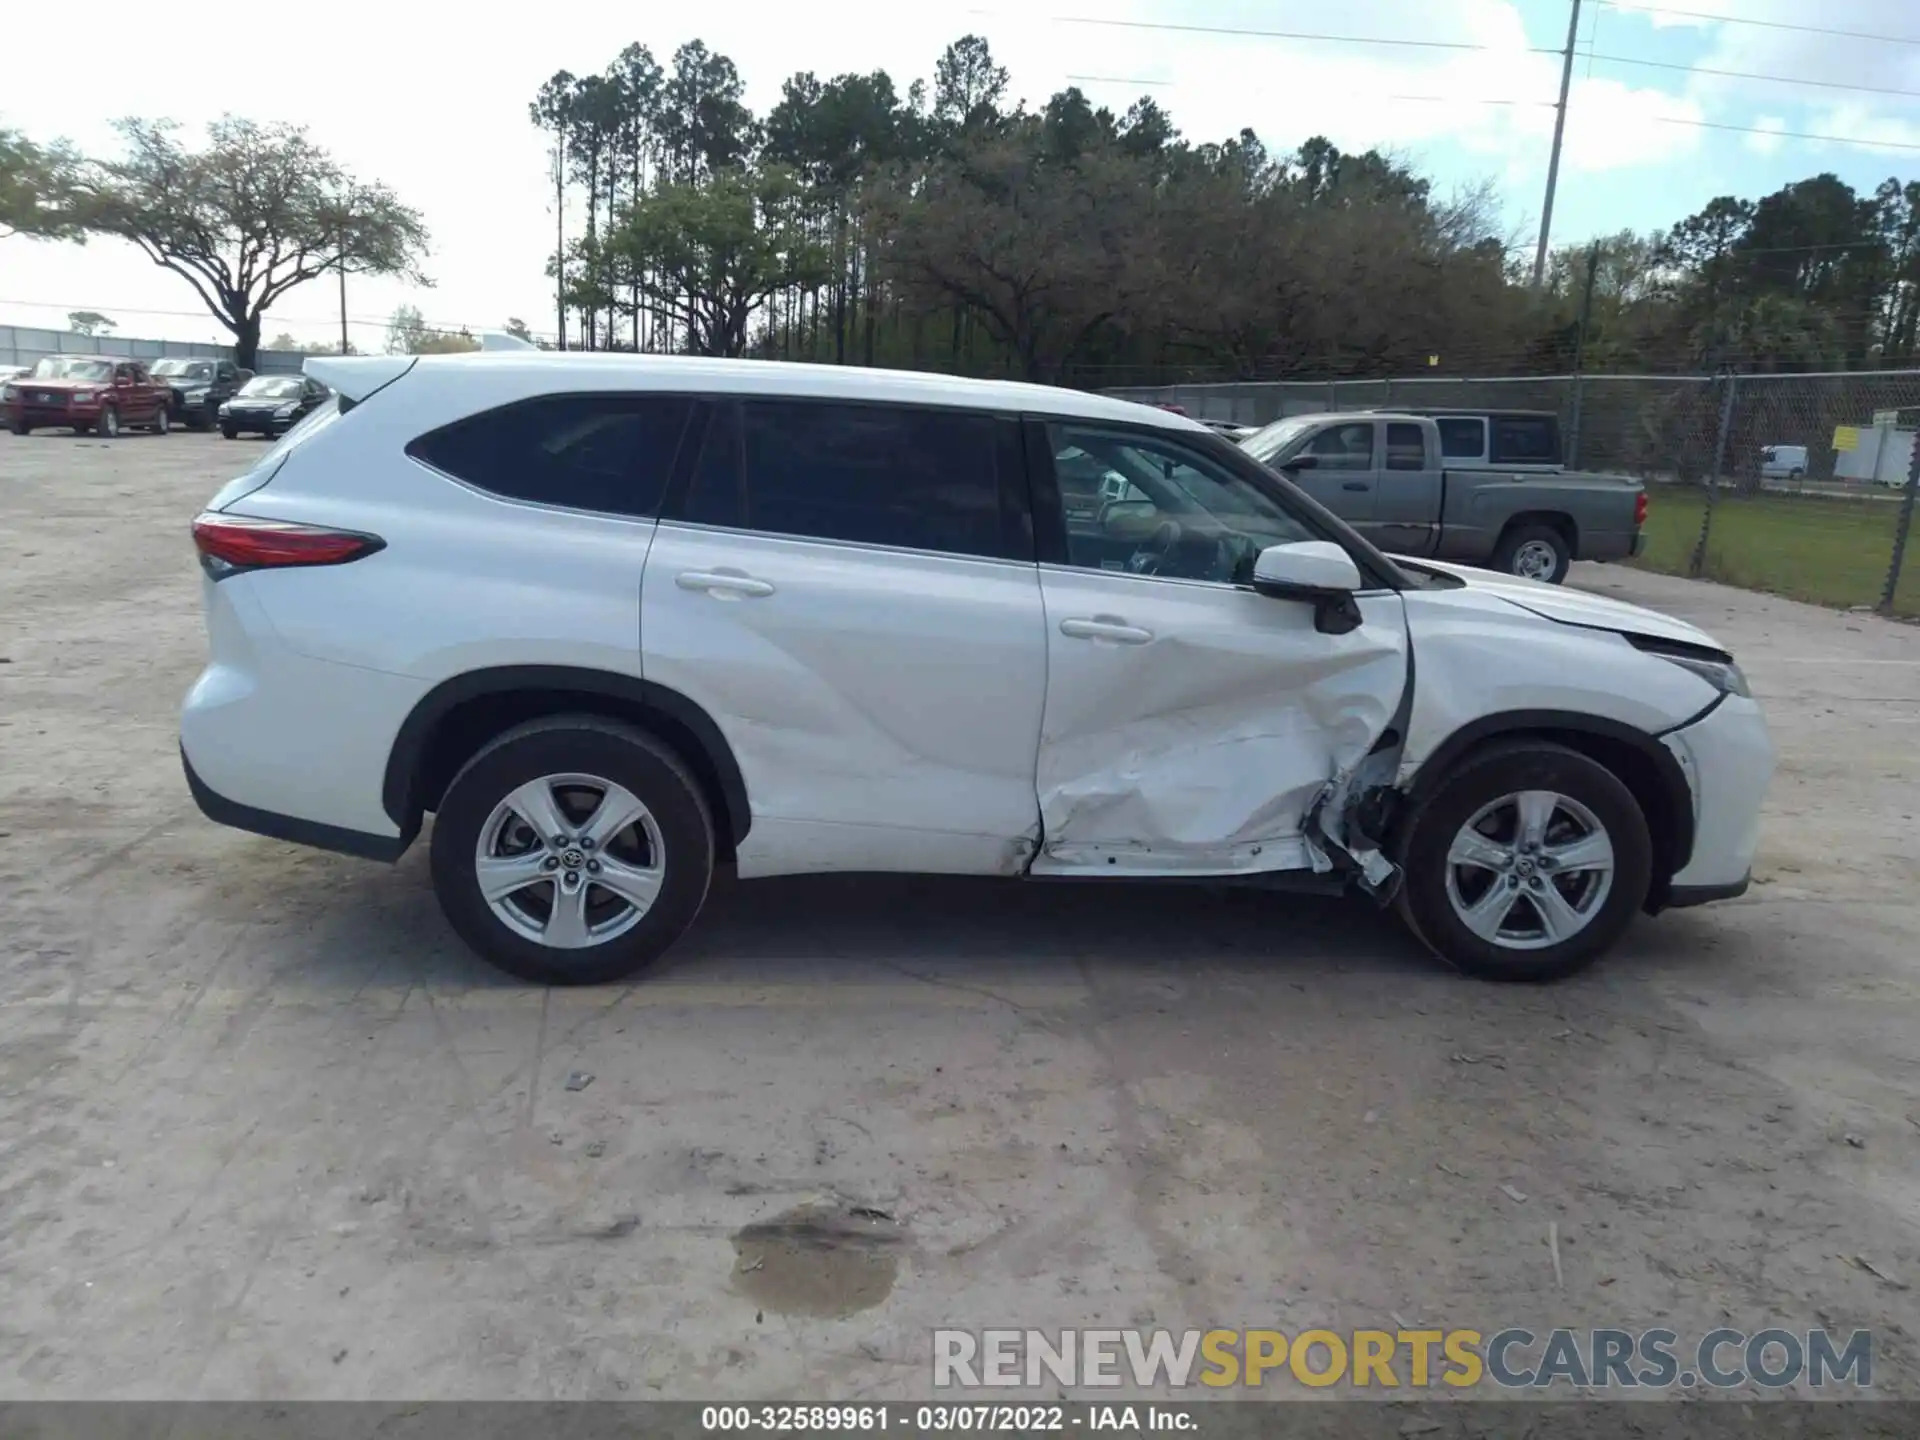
1238 409 1646 583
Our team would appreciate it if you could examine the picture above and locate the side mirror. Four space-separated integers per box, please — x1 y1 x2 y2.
1280 453 1319 471
1253 541 1364 636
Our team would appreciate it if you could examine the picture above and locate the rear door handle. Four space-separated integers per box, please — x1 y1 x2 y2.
1059 617 1154 645
1342 480 1372 491
676 569 775 599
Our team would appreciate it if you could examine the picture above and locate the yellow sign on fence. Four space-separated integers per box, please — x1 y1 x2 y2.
1834 425 1863 453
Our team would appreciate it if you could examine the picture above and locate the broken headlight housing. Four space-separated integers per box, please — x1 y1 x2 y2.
1626 634 1749 697
1657 651 1749 698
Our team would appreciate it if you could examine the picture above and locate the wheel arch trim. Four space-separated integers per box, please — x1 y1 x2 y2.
1398 708 1696 879
381 666 751 848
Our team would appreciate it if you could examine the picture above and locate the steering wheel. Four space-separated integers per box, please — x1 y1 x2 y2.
1128 519 1183 575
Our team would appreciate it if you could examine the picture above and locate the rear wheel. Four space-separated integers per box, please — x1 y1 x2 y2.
1493 523 1571 583
220 424 238 439
429 716 715 985
1396 741 1652 983
10 421 29 436
149 404 170 435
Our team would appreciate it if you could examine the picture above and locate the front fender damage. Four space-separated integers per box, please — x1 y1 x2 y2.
1301 650 1417 904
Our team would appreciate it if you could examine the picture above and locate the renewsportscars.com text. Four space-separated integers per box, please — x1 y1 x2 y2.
933 1327 1873 1390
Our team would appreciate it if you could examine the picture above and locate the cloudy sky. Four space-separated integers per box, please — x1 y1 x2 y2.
2 0 1917 351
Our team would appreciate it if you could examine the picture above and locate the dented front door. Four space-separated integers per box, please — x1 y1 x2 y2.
1031 421 1411 876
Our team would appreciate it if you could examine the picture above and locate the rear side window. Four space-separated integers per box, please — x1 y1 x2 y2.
1434 417 1485 459
1385 423 1427 470
1492 416 1558 464
680 399 1015 560
408 394 693 517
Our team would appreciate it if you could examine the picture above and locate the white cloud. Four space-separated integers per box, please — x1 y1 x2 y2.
1743 115 1789 157
0 0 1772 346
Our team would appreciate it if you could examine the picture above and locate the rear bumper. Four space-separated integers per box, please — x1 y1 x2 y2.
1630 529 1647 558
1578 528 1642 563
183 745 410 861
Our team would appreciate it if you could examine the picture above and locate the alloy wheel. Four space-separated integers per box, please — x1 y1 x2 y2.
1443 789 1615 951
473 772 665 950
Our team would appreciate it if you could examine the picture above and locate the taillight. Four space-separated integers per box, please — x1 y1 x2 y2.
1634 491 1648 527
191 512 384 578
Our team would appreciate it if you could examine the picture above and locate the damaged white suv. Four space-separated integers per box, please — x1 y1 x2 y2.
181 350 1773 985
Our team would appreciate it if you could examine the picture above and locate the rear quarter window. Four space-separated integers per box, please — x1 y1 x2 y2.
1434 417 1485 459
406 394 694 517
1491 416 1559 465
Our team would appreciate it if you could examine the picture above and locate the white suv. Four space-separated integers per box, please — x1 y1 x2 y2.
181 352 1773 985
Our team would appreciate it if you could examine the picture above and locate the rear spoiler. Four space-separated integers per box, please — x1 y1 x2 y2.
302 355 416 408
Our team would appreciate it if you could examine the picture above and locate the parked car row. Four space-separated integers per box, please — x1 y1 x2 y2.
1 356 328 438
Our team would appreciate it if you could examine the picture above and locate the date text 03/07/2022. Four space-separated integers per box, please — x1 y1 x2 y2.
700 1404 1193 1432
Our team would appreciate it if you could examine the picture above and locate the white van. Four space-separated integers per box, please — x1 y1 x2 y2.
1760 444 1808 481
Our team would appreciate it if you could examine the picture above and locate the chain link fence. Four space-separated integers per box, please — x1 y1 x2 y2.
1 324 306 375
1108 371 1920 618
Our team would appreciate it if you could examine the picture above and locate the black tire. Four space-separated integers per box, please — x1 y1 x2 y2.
220 425 238 440
187 411 211 431
97 407 120 440
70 423 91 436
149 405 170 435
429 715 715 985
1395 740 1652 983
9 421 28 436
1492 522 1572 584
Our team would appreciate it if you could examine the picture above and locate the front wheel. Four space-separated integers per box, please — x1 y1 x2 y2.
97 407 121 440
149 404 170 435
1395 741 1652 983
220 424 238 440
429 716 716 985
10 420 29 436
1493 523 1571 583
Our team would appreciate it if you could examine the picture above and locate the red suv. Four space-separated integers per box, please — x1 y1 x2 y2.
2 356 173 437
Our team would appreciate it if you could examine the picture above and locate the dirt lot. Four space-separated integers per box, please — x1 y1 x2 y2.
1 429 1917 1402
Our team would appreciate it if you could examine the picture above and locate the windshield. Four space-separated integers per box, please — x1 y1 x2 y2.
29 357 114 382
241 377 304 398
1239 415 1322 465
152 360 214 380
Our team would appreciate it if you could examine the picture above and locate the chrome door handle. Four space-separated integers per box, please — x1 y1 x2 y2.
676 569 775 598
1059 617 1153 645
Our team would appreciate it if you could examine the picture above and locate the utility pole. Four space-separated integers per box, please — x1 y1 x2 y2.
1567 240 1601 467
337 262 349 356
1531 0 1583 288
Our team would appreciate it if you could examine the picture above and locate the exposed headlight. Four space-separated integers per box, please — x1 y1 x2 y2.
1658 653 1749 698
274 403 298 418
1 385 15 401
72 390 95 402
218 402 232 415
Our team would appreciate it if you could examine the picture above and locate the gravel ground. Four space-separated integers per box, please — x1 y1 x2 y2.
1 429 1915 1402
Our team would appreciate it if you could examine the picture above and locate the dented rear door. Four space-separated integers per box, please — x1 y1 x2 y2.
1030 420 1410 877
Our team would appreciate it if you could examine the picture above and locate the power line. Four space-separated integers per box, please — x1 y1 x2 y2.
1600 2 1920 47
1589 50 1920 101
1041 13 1559 56
1038 10 1917 105
1065 75 1557 107
1066 74 1920 155
1653 113 1920 153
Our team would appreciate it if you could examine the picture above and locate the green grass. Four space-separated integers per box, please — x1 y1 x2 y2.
1632 488 1920 618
